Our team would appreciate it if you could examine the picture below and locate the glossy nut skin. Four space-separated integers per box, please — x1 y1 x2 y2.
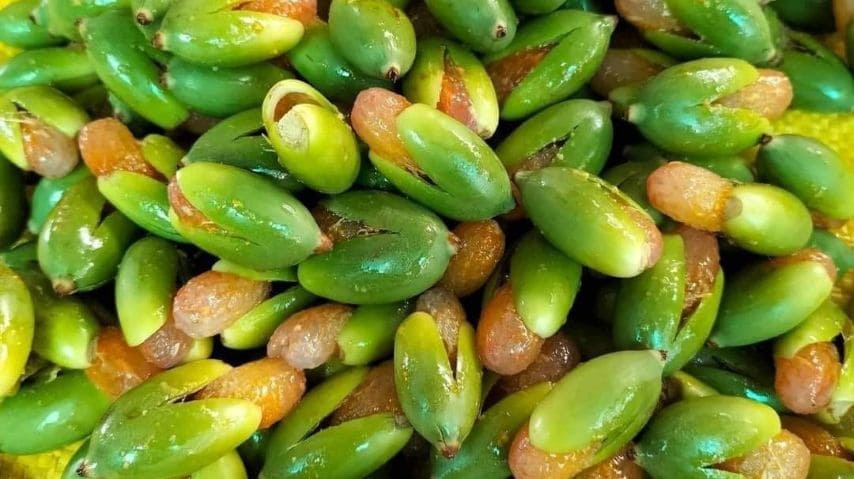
155 0 305 67
636 396 781 478
395 311 482 457
0 85 89 175
165 57 293 118
16 266 101 369
262 79 361 193
627 58 770 156
37 176 138 294
424 0 517 53
403 37 499 138
757 134 854 220
43 0 129 42
115 237 180 346
328 0 416 80
81 360 263 479
80 9 189 129
28 166 91 235
777 32 854 113
516 166 662 278
261 413 413 479
297 191 456 304
710 250 836 348
0 370 111 455
0 263 33 397
0 0 64 48
432 382 553 479
496 99 613 175
287 22 392 102
613 233 724 376
354 90 514 221
638 0 777 64
168 162 324 271
182 108 303 191
509 231 582 338
528 350 663 459
484 10 616 120
0 46 99 92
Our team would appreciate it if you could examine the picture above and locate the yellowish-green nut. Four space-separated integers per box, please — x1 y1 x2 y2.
528 350 663 460
0 46 99 92
38 176 138 294
168 162 325 271
424 0 518 53
402 37 499 139
516 166 663 278
191 450 248 479
81 360 262 479
627 58 771 156
155 0 305 67
0 263 34 397
0 0 65 48
636 395 781 478
115 237 180 346
328 0 416 80
221 287 318 350
710 250 836 347
0 85 88 176
262 79 361 194
395 311 482 458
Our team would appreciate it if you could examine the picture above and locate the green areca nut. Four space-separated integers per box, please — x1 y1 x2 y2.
370 101 514 220
394 311 482 457
0 46 98 92
0 85 89 172
61 439 91 479
808 230 854 277
169 162 324 271
131 0 174 39
0 263 34 397
777 32 854 113
757 134 854 220
261 414 413 479
191 450 248 479
809 455 854 478
636 395 781 478
95 134 185 242
685 365 787 412
221 287 318 350
155 0 304 67
16 267 100 369
496 99 613 175
0 0 64 48
528 350 663 458
775 301 846 360
82 360 262 479
0 156 25 247
44 0 130 41
509 231 582 338
80 9 189 129
298 191 456 304
516 166 662 278
710 251 836 347
38 176 138 294
115 237 180 346
643 0 777 64
338 301 411 365
0 370 111 455
432 382 553 479
288 22 392 102
484 10 616 120
402 37 499 139
424 0 517 53
627 58 771 156
769 0 834 32
165 58 293 118
721 183 813 256
183 108 303 191
28 165 91 234
613 234 724 375
328 0 416 80
601 158 666 224
266 367 369 454
262 79 361 194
